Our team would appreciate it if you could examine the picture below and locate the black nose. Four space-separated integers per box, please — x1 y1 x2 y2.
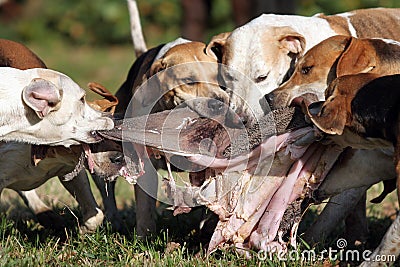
265 92 274 107
110 154 124 164
308 101 324 116
207 98 225 115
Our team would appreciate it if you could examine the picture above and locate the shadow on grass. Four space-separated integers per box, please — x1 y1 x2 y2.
1 200 399 266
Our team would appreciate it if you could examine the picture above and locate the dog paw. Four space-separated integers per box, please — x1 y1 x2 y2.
36 210 66 232
79 208 104 234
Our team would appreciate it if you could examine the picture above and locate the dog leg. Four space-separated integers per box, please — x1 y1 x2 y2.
359 142 400 266
17 189 66 231
304 186 368 244
91 174 125 232
134 157 158 238
59 170 104 234
344 192 369 247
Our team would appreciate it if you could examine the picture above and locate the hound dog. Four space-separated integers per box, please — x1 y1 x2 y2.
306 73 400 266
113 38 228 237
266 35 400 109
262 35 400 242
205 8 400 125
0 41 113 147
0 38 125 233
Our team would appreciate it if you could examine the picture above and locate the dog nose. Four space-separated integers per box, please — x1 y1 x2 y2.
207 98 225 115
265 92 274 107
308 101 324 116
110 154 124 164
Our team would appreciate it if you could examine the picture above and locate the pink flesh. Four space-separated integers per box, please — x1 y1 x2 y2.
203 127 344 253
207 146 300 253
83 144 95 173
204 129 315 253
207 173 286 253
189 129 312 171
288 144 326 203
249 145 316 249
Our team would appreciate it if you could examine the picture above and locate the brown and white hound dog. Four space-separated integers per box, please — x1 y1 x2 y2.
306 73 400 266
114 38 228 237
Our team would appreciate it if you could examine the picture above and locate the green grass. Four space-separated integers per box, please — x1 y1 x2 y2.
1 176 399 266
0 217 330 266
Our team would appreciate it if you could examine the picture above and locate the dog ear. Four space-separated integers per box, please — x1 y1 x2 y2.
87 82 119 114
337 37 377 76
22 78 62 119
206 32 230 62
148 58 167 77
277 27 306 55
307 97 347 135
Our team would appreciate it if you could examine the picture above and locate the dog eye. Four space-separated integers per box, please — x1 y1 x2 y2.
182 78 196 85
255 74 268 83
48 101 57 107
301 66 313 75
80 96 85 103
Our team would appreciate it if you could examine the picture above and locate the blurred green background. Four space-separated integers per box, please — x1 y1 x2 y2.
1 0 399 101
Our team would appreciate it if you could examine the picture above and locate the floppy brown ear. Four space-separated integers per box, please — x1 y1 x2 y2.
307 97 347 135
206 32 230 62
321 35 352 54
337 37 377 76
277 27 306 55
87 82 119 114
22 78 62 119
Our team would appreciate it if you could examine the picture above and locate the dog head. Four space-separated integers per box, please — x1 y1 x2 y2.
266 36 400 110
266 35 352 110
0 67 114 146
134 41 230 119
89 139 126 181
305 73 380 135
205 19 306 125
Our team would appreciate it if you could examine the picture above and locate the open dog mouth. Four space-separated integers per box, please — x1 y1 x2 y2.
98 105 344 254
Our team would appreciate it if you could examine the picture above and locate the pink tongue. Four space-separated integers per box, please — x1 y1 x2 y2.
83 144 95 173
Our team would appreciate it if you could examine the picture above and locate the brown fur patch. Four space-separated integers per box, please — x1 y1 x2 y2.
317 14 352 36
0 39 46 69
308 74 380 135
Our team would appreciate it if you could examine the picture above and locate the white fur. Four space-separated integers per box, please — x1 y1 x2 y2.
337 12 358 37
155 37 190 61
0 142 103 233
222 14 338 120
0 67 113 146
